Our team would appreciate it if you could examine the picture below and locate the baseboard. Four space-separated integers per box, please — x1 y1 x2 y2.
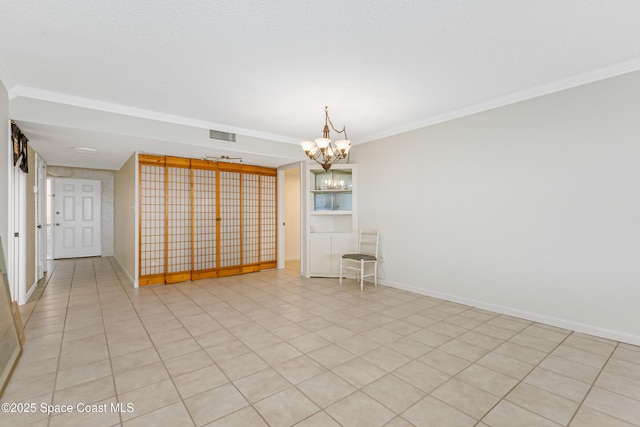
112 255 136 288
285 256 300 261
23 280 38 304
376 278 640 347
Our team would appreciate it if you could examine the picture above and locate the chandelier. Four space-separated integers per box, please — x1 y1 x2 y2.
300 106 351 171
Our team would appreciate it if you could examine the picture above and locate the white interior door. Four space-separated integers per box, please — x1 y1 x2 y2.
35 155 47 278
54 178 101 259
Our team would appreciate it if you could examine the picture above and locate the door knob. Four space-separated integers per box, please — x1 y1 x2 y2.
55 223 60 226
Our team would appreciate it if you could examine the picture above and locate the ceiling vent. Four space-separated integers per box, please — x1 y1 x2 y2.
209 129 236 142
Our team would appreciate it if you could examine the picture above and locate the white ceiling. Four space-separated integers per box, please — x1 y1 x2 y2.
2 1 640 170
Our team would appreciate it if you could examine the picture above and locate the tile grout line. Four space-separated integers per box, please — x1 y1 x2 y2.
20 260 58 328
563 341 635 427
94 257 125 427
375 308 526 425
179 276 410 425
170 280 266 426
12 258 639 427
107 259 198 426
47 259 76 427
473 328 576 426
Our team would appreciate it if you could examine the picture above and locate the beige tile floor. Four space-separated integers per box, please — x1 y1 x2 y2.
1 257 640 427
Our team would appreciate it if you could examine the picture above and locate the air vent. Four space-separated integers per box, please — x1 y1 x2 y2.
209 129 236 142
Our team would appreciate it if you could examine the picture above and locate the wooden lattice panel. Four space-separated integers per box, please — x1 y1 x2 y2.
139 155 277 285
260 174 277 262
139 164 165 278
193 168 217 272
166 163 192 282
242 173 260 265
219 171 241 268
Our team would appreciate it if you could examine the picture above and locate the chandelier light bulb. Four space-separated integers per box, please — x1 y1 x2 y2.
314 138 330 149
300 141 314 152
335 139 351 153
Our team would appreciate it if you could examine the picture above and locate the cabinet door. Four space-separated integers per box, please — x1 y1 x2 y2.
330 233 354 274
309 234 332 276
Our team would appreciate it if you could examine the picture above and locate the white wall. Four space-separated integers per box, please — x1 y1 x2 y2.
113 153 136 285
0 81 8 257
351 70 640 345
284 168 301 261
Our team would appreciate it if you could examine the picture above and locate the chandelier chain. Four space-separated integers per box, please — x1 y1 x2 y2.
325 106 349 140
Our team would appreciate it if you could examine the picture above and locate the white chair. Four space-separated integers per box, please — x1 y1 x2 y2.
339 230 379 291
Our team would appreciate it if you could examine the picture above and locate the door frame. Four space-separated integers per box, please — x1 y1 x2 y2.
277 161 304 272
53 177 102 259
35 154 47 281
8 161 26 304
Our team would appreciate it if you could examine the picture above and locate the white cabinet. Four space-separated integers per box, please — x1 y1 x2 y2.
308 233 353 276
304 164 357 277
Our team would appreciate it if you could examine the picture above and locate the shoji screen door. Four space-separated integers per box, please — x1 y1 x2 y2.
191 159 218 280
138 155 277 286
139 155 166 285
165 157 192 283
217 164 278 277
260 174 277 264
218 168 241 272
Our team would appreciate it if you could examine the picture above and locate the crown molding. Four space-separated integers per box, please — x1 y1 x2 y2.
358 58 640 144
8 86 299 144
8 56 640 147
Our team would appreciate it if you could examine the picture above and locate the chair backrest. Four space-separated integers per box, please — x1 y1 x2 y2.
358 229 379 257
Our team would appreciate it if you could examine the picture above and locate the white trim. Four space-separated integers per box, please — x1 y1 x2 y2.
25 279 38 302
276 169 285 270
48 178 56 260
277 161 304 271
4 120 14 300
7 61 640 149
284 256 300 262
8 86 299 144
16 168 26 304
35 154 47 281
358 58 640 143
376 278 640 347
113 255 135 287
133 152 139 288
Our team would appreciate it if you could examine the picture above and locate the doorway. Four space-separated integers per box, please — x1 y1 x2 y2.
53 178 102 259
277 163 302 272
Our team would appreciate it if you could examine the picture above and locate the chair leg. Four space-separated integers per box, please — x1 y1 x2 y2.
360 259 364 292
374 261 377 287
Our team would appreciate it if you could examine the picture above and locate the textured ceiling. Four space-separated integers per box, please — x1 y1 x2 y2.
2 1 640 169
